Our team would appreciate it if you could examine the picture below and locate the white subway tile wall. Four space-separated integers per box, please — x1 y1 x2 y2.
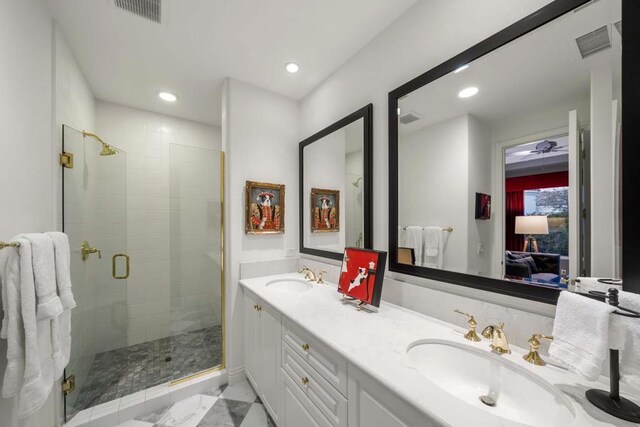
93 101 222 351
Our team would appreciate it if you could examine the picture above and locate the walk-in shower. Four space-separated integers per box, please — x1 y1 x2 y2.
61 125 225 421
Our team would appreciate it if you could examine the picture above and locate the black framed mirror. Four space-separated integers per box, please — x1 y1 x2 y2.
299 104 373 261
389 0 638 304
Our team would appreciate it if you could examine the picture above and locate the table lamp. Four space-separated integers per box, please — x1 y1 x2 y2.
515 215 549 253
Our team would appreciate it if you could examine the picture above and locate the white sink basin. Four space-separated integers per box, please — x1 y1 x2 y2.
265 277 313 293
406 339 575 426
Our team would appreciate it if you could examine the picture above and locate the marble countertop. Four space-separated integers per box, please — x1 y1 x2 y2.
239 273 640 427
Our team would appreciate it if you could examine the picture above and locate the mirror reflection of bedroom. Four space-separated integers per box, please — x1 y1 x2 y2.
503 135 574 287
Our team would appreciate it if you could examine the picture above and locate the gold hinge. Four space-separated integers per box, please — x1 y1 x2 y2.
62 375 75 395
60 152 74 169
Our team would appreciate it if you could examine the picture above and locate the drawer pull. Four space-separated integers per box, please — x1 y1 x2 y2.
302 343 310 352
301 376 309 385
253 304 258 310
257 305 262 311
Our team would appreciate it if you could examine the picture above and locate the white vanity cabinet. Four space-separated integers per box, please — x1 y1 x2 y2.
243 289 282 424
243 287 427 427
347 364 436 427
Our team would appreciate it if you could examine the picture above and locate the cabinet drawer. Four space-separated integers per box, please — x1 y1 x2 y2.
282 346 347 427
282 368 333 427
282 319 348 396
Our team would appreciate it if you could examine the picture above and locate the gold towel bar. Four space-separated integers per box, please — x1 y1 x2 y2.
401 226 454 232
0 241 20 250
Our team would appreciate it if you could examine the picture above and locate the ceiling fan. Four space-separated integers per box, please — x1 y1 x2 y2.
529 139 568 155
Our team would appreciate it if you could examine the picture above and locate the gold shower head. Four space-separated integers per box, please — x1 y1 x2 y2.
82 131 118 156
99 144 117 156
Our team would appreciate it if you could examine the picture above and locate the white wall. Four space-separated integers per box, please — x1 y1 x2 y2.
54 27 98 414
222 78 300 382
95 101 222 350
467 115 493 275
345 149 363 247
0 0 60 425
399 116 469 271
299 0 558 339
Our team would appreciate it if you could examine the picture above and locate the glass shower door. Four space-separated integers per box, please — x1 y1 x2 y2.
169 145 224 381
62 125 129 420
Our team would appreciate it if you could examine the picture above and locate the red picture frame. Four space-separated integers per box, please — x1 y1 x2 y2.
338 247 387 308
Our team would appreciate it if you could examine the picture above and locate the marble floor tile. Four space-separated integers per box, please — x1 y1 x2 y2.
239 403 276 427
196 398 252 427
116 421 154 427
219 381 257 403
155 394 217 427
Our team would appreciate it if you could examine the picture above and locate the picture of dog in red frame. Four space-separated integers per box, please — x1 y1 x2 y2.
339 248 381 304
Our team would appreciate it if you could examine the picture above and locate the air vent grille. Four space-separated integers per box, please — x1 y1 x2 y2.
576 26 610 58
114 0 161 23
399 112 422 125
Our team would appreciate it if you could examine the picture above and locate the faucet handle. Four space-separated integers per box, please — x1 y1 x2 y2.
523 334 554 366
317 270 327 284
454 310 481 342
298 265 309 273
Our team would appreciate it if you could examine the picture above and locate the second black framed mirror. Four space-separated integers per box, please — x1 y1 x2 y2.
299 104 373 261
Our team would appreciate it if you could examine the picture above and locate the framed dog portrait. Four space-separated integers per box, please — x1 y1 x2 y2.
246 181 285 234
311 188 339 233
338 247 387 307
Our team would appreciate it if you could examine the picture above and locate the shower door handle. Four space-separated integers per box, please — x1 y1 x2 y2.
112 253 130 279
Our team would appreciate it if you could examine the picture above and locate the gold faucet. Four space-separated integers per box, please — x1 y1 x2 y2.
81 240 101 261
299 266 327 284
523 334 554 366
454 310 481 342
482 322 511 354
299 266 316 281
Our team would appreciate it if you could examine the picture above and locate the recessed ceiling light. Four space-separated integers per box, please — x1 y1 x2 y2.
158 91 177 102
285 62 300 73
458 87 479 98
454 65 469 73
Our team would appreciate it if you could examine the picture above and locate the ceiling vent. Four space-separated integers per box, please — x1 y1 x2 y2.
576 26 611 58
114 0 162 23
399 112 422 125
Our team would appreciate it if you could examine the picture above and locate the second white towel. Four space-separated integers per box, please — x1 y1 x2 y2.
549 291 615 381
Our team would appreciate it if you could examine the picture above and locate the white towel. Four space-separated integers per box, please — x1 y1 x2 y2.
0 241 25 399
45 232 75 378
19 234 63 320
424 226 441 257
45 232 75 310
17 238 55 418
549 291 615 381
615 291 640 391
401 226 423 266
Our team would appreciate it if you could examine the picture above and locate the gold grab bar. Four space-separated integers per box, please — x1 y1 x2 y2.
112 253 130 279
0 241 20 250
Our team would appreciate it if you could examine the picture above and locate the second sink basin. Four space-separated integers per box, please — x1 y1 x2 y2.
265 277 313 293
405 339 575 426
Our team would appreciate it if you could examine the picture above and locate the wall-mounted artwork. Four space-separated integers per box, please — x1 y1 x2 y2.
311 188 339 233
246 181 285 234
475 192 491 220
338 248 387 308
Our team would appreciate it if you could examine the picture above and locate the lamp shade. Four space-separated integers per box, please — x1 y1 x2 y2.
515 215 549 235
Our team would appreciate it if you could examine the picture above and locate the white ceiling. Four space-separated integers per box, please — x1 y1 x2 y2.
399 0 621 136
45 0 417 126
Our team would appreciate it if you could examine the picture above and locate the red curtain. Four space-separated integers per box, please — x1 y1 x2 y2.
505 191 524 251
504 171 568 252
505 171 568 192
